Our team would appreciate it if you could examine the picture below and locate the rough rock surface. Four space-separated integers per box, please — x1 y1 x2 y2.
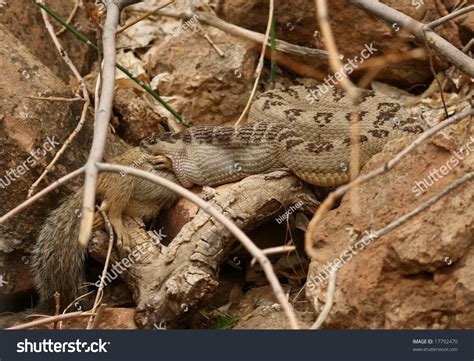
234 286 313 329
114 88 167 146
0 0 96 82
145 28 258 126
306 123 474 329
217 0 463 86
0 25 124 312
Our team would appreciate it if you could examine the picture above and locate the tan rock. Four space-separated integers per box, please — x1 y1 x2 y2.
0 0 96 82
114 88 167 146
0 25 124 311
306 124 474 329
145 28 258 126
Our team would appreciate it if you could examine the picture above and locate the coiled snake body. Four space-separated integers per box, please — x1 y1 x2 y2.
141 85 427 187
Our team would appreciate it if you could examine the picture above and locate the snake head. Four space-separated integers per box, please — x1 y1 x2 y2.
140 131 182 155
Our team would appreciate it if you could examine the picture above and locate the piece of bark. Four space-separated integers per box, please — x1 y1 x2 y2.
91 171 318 328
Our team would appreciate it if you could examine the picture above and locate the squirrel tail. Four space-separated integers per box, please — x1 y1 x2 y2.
31 189 87 310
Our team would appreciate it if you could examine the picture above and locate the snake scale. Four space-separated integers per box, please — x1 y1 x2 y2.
141 85 427 187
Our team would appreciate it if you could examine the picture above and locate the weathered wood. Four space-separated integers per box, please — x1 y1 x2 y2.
91 171 318 328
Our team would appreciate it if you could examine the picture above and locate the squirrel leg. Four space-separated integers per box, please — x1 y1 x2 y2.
92 211 105 231
107 207 132 253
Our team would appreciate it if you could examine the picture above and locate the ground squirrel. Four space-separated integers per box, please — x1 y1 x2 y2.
32 147 179 310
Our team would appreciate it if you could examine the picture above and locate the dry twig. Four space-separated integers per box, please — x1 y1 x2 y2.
7 311 90 330
78 0 125 248
55 0 80 36
86 209 114 329
134 8 330 59
117 0 175 34
315 0 361 216
346 0 474 77
28 1 91 198
310 269 336 329
234 0 274 126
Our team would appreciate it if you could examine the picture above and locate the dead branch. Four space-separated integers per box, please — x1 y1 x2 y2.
315 0 361 216
0 167 86 224
28 1 91 197
345 0 474 78
132 7 330 59
7 311 90 330
234 0 274 125
79 0 132 247
87 209 114 329
310 269 336 329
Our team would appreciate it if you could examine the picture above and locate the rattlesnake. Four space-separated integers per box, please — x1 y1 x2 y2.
141 85 427 187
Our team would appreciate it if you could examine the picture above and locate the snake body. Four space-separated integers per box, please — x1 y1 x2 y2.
141 85 427 187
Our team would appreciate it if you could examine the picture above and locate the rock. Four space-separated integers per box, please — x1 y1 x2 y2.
60 307 137 329
0 23 90 279
217 0 463 87
305 122 474 329
114 88 167 146
217 0 317 49
0 25 125 312
0 0 96 82
145 28 258 126
233 286 313 329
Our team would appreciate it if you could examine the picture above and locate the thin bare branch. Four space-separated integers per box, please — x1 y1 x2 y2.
26 95 83 102
135 8 330 59
316 0 360 215
7 311 91 330
310 269 336 329
78 0 124 248
87 209 114 329
234 0 274 126
425 4 474 29
56 0 80 36
117 0 175 34
345 0 474 78
250 245 296 267
29 1 91 197
0 167 86 224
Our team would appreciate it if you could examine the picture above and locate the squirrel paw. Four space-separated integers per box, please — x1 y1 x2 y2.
149 155 173 170
109 215 132 254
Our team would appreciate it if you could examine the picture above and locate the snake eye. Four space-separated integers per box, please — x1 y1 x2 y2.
140 137 156 146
